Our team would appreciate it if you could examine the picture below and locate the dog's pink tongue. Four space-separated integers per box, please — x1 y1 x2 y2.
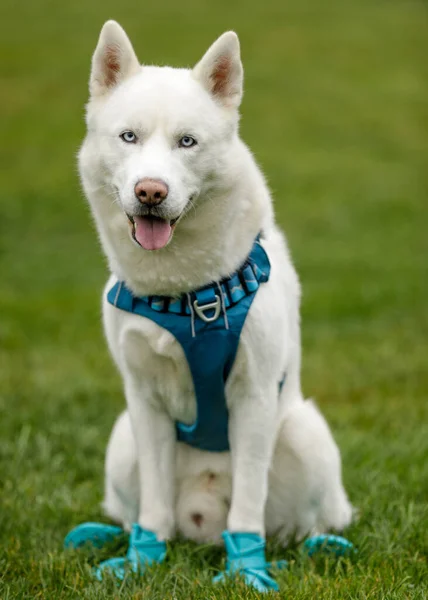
134 216 172 251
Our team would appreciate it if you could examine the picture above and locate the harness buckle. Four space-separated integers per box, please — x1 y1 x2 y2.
193 294 221 323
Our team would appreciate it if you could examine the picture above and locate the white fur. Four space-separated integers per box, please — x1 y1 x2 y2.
80 21 353 544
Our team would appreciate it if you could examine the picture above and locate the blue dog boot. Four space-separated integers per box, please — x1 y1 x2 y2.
304 534 354 557
64 522 124 549
94 524 167 581
213 531 285 593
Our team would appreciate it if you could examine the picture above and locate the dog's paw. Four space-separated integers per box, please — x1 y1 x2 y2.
213 531 285 593
64 522 124 550
93 524 166 581
303 534 355 557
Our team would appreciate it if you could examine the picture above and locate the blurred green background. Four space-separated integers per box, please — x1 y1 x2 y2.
0 0 427 598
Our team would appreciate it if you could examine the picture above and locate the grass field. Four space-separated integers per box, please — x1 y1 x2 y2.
1 0 427 597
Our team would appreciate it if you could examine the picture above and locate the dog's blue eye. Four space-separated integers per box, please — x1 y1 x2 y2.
120 131 137 143
179 136 197 148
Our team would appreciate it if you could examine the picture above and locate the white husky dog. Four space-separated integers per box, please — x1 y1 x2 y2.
79 20 352 563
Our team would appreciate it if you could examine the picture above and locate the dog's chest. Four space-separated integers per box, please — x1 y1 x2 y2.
117 315 197 425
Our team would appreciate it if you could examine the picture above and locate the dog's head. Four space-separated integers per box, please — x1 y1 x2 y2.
81 21 244 252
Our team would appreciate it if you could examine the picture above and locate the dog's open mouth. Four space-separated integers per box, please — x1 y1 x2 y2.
127 215 179 251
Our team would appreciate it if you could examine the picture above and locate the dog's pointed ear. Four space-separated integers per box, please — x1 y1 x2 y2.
192 32 243 109
90 20 140 97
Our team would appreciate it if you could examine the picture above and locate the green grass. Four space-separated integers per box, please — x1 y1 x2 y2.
1 0 427 597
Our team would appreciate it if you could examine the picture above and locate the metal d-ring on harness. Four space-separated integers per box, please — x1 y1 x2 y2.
187 291 224 338
193 294 221 323
107 235 278 452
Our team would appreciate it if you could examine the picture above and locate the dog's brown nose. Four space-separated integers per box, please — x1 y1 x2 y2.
134 178 168 205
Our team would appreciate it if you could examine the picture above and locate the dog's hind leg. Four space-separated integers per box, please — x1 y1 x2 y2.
265 399 353 545
103 411 139 531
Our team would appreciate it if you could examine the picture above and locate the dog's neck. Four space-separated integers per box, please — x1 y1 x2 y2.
86 142 273 297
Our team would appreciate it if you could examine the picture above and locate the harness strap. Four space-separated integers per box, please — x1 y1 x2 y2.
139 252 268 317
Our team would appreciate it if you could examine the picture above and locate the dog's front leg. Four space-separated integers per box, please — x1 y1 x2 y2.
92 374 175 580
227 386 277 536
125 377 176 540
213 385 281 591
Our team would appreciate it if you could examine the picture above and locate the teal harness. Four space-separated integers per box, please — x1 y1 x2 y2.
107 236 273 452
